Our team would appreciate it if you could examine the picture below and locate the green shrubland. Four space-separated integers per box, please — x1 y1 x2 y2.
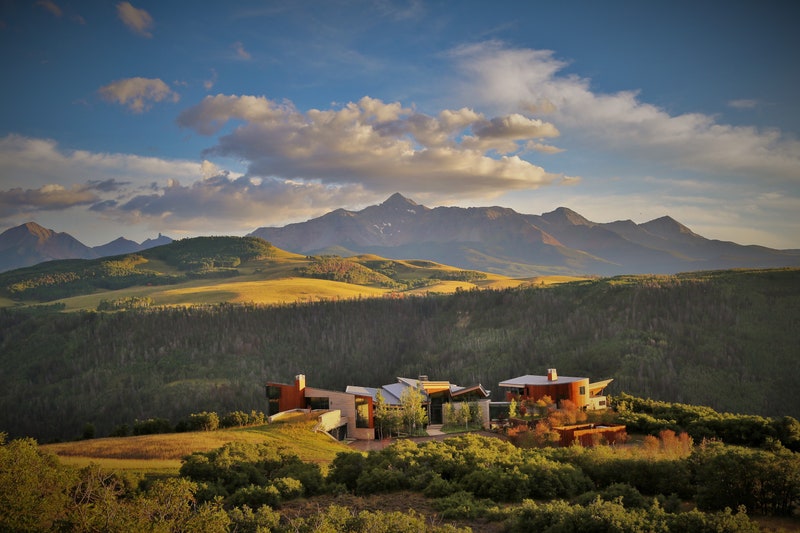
3 430 795 532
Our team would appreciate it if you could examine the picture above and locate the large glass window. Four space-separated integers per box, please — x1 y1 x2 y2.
266 386 282 416
356 397 370 428
308 397 330 410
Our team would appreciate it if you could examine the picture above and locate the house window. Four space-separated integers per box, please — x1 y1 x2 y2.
356 397 370 428
308 397 330 410
266 386 282 416
579 386 586 396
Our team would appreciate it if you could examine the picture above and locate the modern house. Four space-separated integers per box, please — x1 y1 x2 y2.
498 368 613 411
347 375 491 427
266 374 369 439
266 374 490 440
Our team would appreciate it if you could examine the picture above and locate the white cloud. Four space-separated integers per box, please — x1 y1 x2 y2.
98 77 179 113
728 99 759 110
117 2 153 38
203 69 218 91
106 175 375 232
232 41 251 60
0 134 200 191
451 42 800 183
0 134 377 236
178 94 572 197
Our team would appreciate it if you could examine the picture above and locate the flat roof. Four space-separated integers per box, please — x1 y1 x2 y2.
345 385 402 405
499 374 587 388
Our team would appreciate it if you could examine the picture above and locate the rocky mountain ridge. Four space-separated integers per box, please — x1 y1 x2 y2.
0 222 172 273
2 194 798 275
250 193 800 276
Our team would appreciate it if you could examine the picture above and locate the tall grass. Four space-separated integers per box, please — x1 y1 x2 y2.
41 421 351 474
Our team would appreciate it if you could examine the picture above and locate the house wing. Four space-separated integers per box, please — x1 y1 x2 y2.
588 379 613 397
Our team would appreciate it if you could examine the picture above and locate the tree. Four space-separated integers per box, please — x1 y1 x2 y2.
0 435 74 531
399 385 428 434
469 401 482 429
443 402 457 428
373 391 389 439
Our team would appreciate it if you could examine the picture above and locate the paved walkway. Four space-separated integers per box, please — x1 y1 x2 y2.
426 424 445 436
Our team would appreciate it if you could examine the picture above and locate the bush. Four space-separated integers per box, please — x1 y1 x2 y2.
226 504 281 533
132 417 172 435
187 411 219 431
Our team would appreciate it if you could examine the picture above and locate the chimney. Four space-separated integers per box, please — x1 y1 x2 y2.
547 368 558 381
295 374 306 391
418 375 429 382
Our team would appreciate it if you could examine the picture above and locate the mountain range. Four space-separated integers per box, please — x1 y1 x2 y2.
2 194 799 276
249 193 800 276
0 222 172 273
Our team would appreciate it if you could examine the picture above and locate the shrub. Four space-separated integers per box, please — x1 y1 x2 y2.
132 417 172 435
187 411 219 432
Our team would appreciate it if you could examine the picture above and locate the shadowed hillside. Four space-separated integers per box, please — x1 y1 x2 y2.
0 268 797 442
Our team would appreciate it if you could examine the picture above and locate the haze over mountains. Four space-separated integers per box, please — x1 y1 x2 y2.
2 194 799 276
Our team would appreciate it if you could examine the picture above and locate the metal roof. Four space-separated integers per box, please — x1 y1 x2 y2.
499 374 587 388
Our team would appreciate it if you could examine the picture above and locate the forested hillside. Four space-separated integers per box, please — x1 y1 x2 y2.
0 268 797 442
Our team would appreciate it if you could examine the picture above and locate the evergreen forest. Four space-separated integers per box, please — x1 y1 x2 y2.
0 268 797 442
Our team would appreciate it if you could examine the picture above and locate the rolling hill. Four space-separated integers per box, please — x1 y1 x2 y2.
0 235 529 309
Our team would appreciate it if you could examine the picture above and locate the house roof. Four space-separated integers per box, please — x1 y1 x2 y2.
345 385 403 405
588 379 614 394
450 383 491 398
347 376 489 405
499 374 587 388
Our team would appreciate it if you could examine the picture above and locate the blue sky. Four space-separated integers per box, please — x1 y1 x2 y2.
1 1 798 249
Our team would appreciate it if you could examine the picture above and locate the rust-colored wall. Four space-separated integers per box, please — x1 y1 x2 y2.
513 378 589 408
266 378 306 412
555 424 627 446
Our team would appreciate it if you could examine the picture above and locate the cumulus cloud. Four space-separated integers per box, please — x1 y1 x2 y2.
117 2 153 37
0 134 377 234
98 77 179 113
451 42 800 183
178 94 570 197
102 174 374 231
0 184 98 213
0 134 201 191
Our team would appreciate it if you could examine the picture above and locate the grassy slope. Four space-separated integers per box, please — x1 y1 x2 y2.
42 417 351 474
1 249 550 310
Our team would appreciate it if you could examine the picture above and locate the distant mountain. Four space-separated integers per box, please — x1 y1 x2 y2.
92 237 141 257
0 222 97 272
0 223 173 273
139 233 173 250
250 193 800 276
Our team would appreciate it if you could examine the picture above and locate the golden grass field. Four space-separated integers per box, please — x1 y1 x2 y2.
42 418 352 475
1 247 587 311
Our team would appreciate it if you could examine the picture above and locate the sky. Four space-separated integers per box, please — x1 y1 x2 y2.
0 1 798 249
